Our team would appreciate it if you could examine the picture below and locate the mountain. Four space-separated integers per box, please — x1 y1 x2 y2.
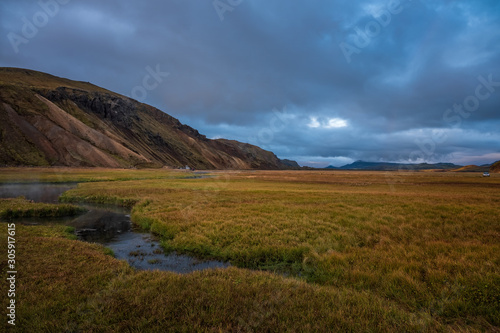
451 165 490 172
326 160 462 171
491 161 500 173
0 68 298 169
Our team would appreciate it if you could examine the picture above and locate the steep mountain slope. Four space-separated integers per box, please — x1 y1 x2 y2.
0 68 298 169
490 160 500 173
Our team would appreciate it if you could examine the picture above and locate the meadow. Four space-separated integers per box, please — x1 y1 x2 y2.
0 197 85 219
1 168 499 331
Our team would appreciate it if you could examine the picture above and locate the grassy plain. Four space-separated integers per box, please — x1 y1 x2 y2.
0 197 85 219
0 167 195 183
1 169 499 331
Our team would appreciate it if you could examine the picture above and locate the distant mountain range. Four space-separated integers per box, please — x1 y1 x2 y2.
326 160 495 172
0 68 298 169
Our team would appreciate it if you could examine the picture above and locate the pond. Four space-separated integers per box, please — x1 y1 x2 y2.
0 182 230 273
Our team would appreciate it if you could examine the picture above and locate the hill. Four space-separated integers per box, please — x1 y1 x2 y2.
451 165 490 172
0 68 298 169
491 160 500 173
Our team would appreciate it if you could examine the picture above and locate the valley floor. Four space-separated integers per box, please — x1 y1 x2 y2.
1 168 499 331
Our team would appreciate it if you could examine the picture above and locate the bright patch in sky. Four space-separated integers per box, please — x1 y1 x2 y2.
325 118 348 128
308 117 348 129
308 117 321 128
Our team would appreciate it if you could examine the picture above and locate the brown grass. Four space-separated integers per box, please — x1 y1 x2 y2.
1 169 499 331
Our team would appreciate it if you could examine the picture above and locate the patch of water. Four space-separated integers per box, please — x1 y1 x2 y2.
0 182 230 273
0 182 77 203
109 230 229 273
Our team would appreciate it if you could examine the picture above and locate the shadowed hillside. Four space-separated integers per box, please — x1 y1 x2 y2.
491 160 500 173
0 68 298 169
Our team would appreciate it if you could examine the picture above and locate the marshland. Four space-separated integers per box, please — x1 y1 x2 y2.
1 168 498 331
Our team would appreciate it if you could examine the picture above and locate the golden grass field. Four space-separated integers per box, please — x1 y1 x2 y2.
1 168 499 332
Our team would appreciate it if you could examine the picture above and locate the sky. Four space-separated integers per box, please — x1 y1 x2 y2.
1 0 499 167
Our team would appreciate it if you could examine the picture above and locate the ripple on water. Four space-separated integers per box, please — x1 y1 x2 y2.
109 231 230 273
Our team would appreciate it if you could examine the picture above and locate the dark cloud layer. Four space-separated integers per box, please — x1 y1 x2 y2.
1 0 499 166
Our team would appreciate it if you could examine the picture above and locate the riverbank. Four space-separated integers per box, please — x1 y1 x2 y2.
0 181 229 273
0 197 85 219
3 223 433 332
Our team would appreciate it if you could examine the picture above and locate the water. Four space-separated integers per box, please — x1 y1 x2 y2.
0 182 77 203
110 231 230 273
0 182 230 273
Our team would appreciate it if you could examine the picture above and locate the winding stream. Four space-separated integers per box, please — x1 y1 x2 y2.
0 182 230 273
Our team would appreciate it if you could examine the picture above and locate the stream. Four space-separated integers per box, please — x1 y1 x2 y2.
0 182 230 273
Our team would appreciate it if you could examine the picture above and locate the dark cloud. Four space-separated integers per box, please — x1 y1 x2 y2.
1 0 499 167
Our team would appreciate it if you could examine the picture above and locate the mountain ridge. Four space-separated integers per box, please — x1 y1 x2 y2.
0 67 299 169
325 160 484 171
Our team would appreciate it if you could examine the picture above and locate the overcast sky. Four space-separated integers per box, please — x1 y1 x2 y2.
1 0 499 167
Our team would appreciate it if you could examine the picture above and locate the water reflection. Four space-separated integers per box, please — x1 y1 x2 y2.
0 183 76 203
111 231 230 273
70 207 131 243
